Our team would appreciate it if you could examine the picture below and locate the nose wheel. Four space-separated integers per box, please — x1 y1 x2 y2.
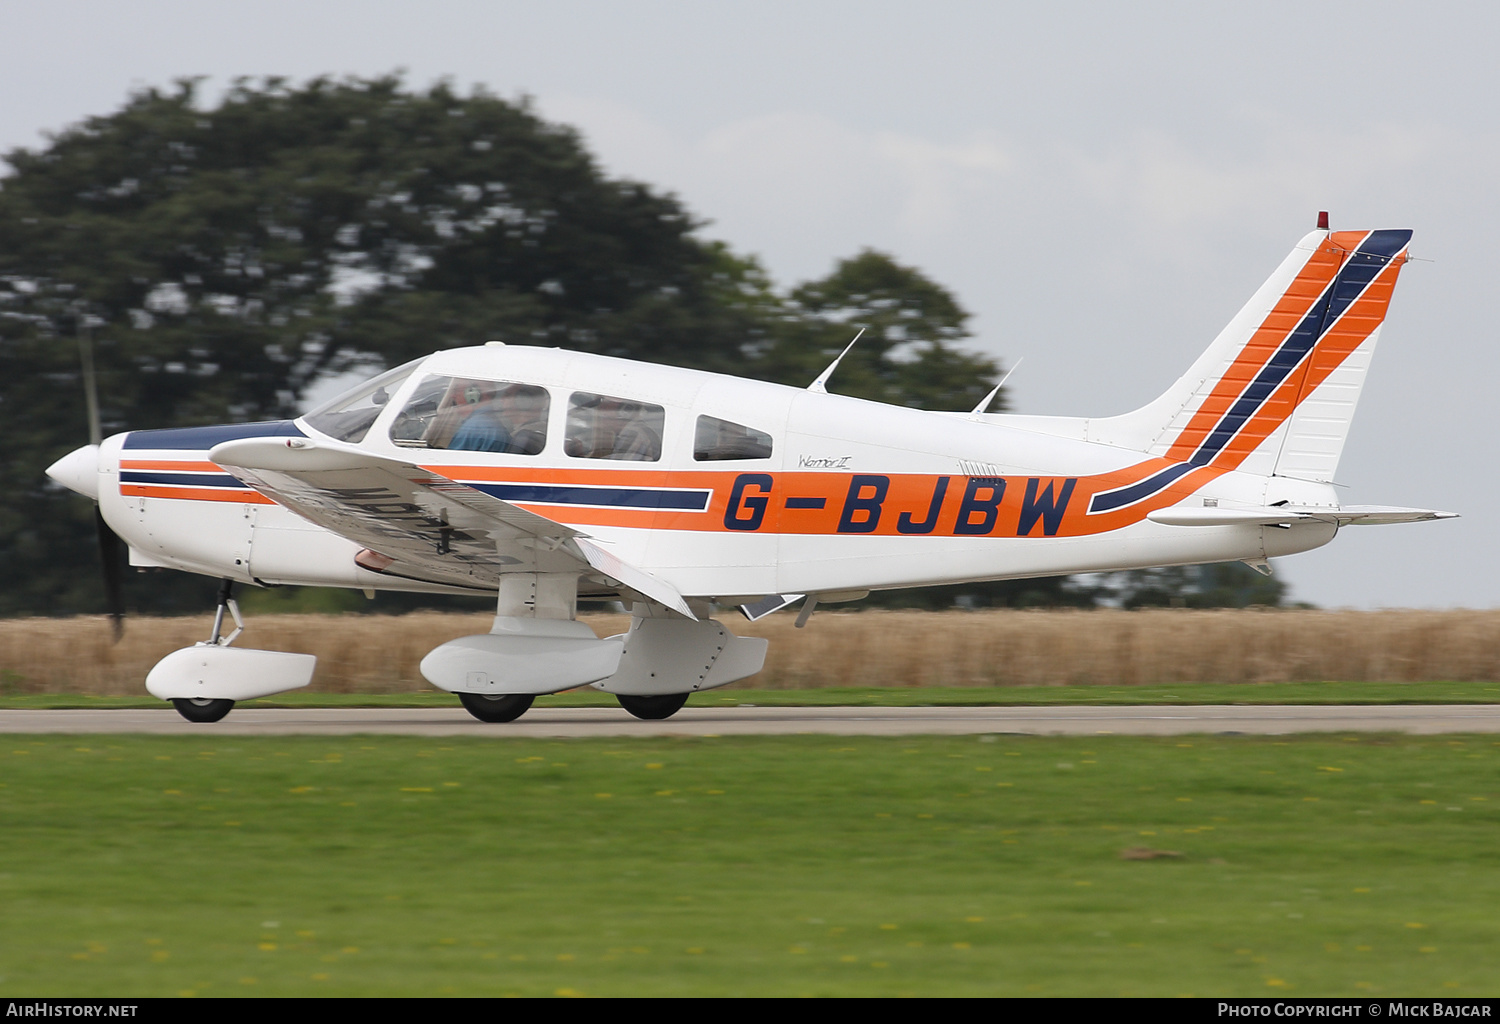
170 697 235 723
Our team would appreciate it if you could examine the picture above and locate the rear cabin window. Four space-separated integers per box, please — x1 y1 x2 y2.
564 392 664 462
694 415 773 461
390 375 550 455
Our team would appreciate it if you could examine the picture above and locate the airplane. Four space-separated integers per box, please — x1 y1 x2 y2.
44 217 1454 724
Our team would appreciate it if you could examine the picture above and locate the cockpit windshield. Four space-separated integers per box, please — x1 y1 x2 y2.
302 359 423 443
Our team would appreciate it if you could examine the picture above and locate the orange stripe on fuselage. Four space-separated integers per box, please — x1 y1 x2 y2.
428 462 1229 539
116 448 1235 540
121 484 275 504
1163 234 1356 460
120 459 225 472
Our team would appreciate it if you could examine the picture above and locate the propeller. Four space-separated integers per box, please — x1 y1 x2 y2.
79 326 126 641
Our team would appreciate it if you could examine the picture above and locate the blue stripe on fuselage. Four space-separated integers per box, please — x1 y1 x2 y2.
469 482 711 511
121 420 305 450
1087 462 1198 514
120 471 248 488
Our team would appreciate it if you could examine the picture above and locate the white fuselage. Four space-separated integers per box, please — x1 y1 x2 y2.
96 344 1339 602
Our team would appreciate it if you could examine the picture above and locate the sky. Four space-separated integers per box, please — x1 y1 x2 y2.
2 1 1494 608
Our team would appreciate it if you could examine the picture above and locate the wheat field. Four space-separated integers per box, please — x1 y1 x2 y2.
3 608 1499 695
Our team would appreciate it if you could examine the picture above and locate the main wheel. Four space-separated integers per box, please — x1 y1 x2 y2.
616 692 690 721
458 692 535 723
170 697 235 723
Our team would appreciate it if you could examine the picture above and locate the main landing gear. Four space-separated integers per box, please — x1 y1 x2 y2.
457 692 535 723
454 691 689 722
616 692 690 720
423 580 768 726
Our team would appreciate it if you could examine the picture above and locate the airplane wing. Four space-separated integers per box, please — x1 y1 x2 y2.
1148 504 1458 527
208 436 696 617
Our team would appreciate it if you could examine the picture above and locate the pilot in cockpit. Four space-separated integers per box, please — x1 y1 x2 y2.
448 383 549 454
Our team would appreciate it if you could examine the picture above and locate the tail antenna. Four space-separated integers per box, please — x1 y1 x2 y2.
969 358 1023 416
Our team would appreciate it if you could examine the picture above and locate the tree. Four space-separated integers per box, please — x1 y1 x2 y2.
0 76 751 615
0 76 756 420
1103 562 1291 609
746 249 1003 411
860 574 1106 611
0 77 1004 616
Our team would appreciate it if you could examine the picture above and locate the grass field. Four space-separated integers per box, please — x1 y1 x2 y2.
3 732 1497 996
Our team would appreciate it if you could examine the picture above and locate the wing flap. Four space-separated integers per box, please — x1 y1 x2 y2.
574 538 695 619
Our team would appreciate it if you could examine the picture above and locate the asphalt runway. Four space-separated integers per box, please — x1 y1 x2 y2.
3 704 1500 737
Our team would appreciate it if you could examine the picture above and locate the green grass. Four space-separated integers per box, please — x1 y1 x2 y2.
4 679 1500 710
1 733 1497 996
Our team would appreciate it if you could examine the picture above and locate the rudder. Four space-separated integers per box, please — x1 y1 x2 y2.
1088 226 1412 483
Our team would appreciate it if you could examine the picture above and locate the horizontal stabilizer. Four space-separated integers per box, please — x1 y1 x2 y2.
1149 504 1457 527
1331 505 1459 526
1148 507 1314 527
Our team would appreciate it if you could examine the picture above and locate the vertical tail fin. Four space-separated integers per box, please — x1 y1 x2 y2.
1090 227 1413 482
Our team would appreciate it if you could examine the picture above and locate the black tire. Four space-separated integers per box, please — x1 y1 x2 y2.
170 697 235 723
458 692 535 723
616 692 690 721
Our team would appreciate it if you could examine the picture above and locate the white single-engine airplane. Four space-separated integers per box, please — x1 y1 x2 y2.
46 220 1454 723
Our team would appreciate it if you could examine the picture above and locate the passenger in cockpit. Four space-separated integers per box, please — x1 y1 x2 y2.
495 386 548 455
603 399 661 461
448 385 511 452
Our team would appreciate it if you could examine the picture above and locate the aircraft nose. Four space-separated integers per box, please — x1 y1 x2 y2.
46 443 101 500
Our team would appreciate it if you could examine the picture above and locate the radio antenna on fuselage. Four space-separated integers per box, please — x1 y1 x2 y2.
968 357 1022 417
807 327 865 394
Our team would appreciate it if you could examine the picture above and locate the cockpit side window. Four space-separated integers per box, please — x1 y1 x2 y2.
302 360 422 444
564 392 664 462
694 415 773 461
390 374 550 455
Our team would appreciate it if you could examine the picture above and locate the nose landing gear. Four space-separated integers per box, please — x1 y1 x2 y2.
146 578 317 722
